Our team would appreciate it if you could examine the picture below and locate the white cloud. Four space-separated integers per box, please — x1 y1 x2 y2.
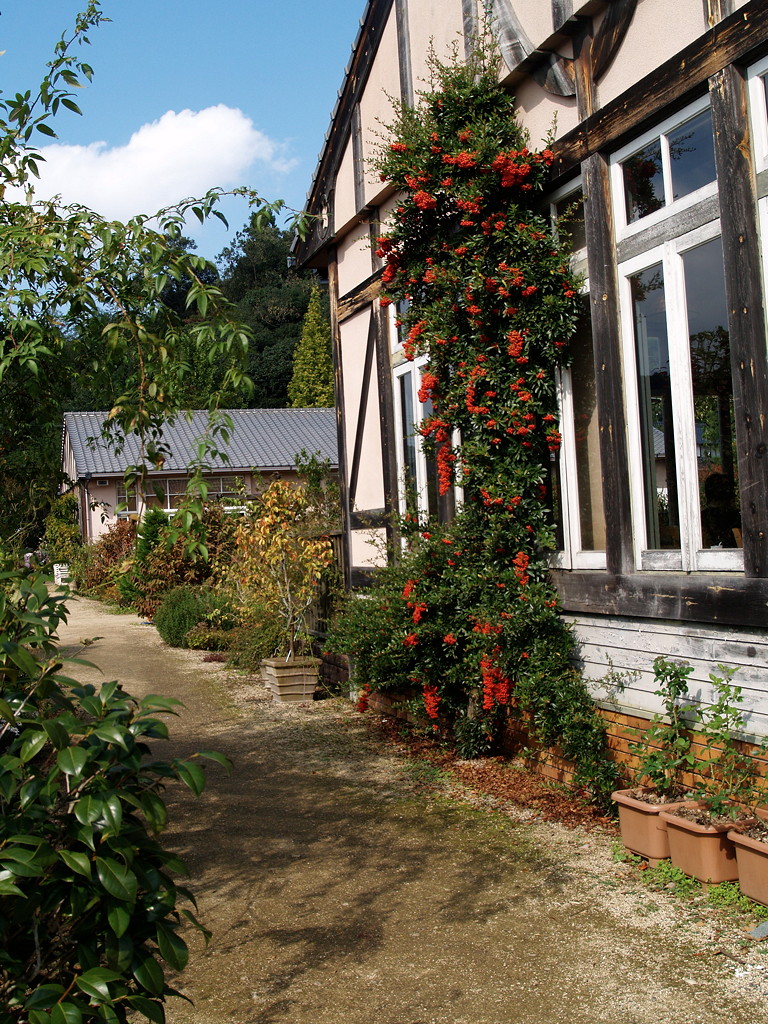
26 105 297 221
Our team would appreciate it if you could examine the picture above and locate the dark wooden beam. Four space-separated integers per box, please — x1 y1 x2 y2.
395 0 414 106
553 570 768 629
373 303 398 543
352 103 365 213
462 0 478 60
552 0 768 179
581 153 635 576
551 0 574 34
294 0 395 265
572 21 634 576
328 254 352 590
704 0 733 29
347 312 377 513
337 268 384 322
710 63 768 577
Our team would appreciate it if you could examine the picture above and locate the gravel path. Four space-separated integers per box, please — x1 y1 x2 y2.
56 595 768 1024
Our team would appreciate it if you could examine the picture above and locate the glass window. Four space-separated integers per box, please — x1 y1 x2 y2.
623 140 665 223
393 360 443 520
115 482 138 515
570 310 606 551
620 226 742 571
630 264 680 549
668 108 717 202
554 191 587 253
683 237 741 549
619 102 716 226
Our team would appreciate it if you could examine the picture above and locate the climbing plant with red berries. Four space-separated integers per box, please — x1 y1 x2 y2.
331 46 617 803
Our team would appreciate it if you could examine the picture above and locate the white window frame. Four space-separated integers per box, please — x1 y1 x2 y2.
548 179 607 570
610 94 718 242
393 359 433 518
617 221 743 573
747 56 768 174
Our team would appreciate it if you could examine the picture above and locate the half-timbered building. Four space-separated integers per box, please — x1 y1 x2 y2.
294 0 768 746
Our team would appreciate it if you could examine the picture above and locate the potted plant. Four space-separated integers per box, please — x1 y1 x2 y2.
612 657 697 863
227 479 335 703
727 805 768 906
661 667 761 885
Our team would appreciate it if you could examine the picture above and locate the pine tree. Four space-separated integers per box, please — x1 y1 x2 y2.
287 285 335 407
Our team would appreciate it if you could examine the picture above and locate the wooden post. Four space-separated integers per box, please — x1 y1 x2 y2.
710 63 768 577
573 22 635 575
328 254 352 590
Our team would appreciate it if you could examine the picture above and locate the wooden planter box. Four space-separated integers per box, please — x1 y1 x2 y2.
260 656 321 704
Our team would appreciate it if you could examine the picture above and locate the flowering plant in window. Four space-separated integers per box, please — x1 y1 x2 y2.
332 43 617 803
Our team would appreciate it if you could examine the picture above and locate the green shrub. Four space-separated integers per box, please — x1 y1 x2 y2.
225 617 285 671
0 566 229 1020
40 493 82 565
184 624 232 651
154 587 211 648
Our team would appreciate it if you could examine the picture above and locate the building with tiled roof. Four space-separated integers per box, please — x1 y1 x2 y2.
61 409 338 540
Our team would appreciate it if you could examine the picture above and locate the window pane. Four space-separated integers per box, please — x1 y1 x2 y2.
419 386 439 516
571 306 605 550
555 191 586 252
631 264 681 549
144 479 168 509
116 483 138 513
668 108 716 202
167 477 189 496
399 372 418 509
623 140 664 222
683 237 742 548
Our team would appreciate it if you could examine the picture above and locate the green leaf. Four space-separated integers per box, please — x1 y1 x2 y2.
24 984 66 1009
107 901 131 938
75 794 103 824
20 730 47 762
58 849 92 878
1 845 45 877
127 996 165 1024
43 718 70 749
174 759 205 796
195 750 232 772
156 924 188 971
93 722 130 750
96 857 138 902
132 952 165 996
0 872 25 896
75 967 121 1003
57 745 88 776
0 697 18 726
50 1002 83 1024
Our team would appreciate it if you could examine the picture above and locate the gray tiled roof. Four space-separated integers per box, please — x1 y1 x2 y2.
64 409 338 477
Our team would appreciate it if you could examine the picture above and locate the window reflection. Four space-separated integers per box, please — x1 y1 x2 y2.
399 371 418 510
683 237 742 548
623 140 664 222
631 264 680 548
571 305 605 550
555 191 587 252
668 108 716 201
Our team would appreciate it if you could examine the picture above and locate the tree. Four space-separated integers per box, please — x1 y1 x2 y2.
0 5 301 1017
288 284 335 407
0 2 303 554
217 218 314 407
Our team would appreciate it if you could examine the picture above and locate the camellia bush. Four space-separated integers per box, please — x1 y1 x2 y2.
0 569 229 1021
332 43 617 801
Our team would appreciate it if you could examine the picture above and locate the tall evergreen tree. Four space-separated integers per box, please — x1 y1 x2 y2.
287 285 335 408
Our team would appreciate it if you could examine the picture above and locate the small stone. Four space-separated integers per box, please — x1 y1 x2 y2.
748 921 768 940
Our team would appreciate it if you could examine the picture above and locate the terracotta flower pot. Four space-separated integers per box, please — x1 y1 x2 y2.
728 818 768 906
611 788 691 864
660 808 740 884
260 656 321 704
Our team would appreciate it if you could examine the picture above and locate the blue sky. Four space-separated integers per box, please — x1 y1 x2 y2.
1 1 366 259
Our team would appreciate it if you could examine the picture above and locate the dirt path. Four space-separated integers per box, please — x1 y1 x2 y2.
56 596 768 1024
